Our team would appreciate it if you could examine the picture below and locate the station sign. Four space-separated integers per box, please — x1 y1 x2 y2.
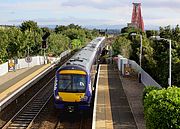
25 56 32 63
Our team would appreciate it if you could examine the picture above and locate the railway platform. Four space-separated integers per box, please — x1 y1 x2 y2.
93 64 146 129
0 64 51 111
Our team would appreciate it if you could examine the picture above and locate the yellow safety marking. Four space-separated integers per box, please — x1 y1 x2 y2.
58 92 85 102
59 70 86 75
97 64 113 128
0 64 50 101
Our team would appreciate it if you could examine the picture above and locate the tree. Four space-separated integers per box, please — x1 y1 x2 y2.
0 22 100 63
121 26 140 34
148 25 180 87
68 24 82 29
48 33 70 55
112 35 132 58
55 25 68 34
20 20 39 32
6 27 23 58
117 25 180 87
146 30 158 38
0 28 9 62
71 39 81 49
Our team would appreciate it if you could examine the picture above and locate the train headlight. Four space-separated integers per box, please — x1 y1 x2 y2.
55 95 62 100
55 95 60 100
80 96 88 101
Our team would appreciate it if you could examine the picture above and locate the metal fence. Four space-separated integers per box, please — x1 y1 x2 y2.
117 56 161 88
0 50 71 77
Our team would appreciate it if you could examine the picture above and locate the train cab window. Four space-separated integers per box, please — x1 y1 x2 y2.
72 75 86 92
58 74 86 92
59 75 71 91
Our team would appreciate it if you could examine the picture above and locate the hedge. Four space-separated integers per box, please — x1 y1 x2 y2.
143 86 180 129
143 86 160 100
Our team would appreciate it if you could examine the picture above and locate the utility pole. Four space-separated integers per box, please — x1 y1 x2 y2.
28 46 29 67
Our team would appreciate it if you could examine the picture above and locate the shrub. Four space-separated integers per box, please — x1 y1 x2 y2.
144 86 180 129
143 86 160 100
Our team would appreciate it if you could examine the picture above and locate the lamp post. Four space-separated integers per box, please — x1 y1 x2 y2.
140 34 142 69
131 33 142 83
151 36 172 87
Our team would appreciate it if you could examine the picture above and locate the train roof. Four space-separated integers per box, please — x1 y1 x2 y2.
62 37 105 72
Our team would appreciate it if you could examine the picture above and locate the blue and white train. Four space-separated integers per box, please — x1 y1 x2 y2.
54 37 105 111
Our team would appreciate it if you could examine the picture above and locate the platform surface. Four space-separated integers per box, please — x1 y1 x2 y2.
0 64 50 103
95 64 145 129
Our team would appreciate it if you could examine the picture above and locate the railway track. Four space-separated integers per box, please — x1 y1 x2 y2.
2 77 54 129
54 111 90 129
1 49 93 129
1 50 77 129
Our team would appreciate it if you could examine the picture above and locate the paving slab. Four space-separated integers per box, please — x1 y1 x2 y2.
0 64 50 102
120 75 146 129
95 64 137 129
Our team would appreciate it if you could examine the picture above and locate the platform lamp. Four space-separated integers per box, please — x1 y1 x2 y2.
150 36 172 87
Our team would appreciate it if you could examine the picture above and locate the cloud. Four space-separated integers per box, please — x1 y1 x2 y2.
60 16 117 25
144 0 180 7
8 18 59 23
145 18 180 26
62 0 130 9
0 0 180 27
0 0 61 12
143 1 180 11
7 16 121 25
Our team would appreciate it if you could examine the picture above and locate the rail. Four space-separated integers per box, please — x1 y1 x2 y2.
2 77 54 129
0 50 72 112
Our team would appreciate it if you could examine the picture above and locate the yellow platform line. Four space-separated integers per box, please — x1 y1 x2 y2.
0 64 50 101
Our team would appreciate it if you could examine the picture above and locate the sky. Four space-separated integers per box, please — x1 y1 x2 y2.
0 0 180 29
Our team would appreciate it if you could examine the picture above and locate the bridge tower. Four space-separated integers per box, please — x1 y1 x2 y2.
131 3 144 31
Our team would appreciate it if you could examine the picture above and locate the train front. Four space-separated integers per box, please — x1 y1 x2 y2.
54 66 91 111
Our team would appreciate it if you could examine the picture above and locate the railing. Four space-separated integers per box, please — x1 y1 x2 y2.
0 50 71 77
117 55 162 88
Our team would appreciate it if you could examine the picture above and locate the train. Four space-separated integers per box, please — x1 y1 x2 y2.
54 37 105 111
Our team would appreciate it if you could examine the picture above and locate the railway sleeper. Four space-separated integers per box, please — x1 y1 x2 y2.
7 127 26 129
23 111 38 115
13 120 30 124
18 114 36 117
32 103 43 106
31 105 42 108
9 123 28 127
31 108 40 111
15 118 32 121
16 115 34 119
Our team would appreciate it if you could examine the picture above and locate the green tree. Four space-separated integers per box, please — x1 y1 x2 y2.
55 25 68 34
0 28 9 62
146 30 158 38
48 33 69 55
20 20 39 32
0 22 99 63
112 35 132 58
6 27 23 58
71 39 81 49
